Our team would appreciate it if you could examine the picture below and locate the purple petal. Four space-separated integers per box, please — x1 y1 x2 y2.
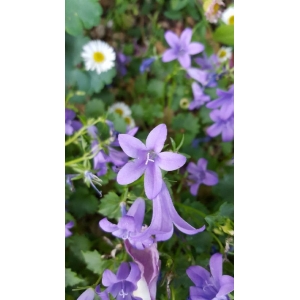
217 275 234 297
190 183 200 196
156 152 186 171
107 281 122 297
118 134 147 158
102 269 117 287
77 288 95 300
209 109 221 122
164 31 180 48
203 170 218 186
187 162 198 175
178 53 191 69
144 163 163 199
187 68 208 85
188 42 204 55
118 216 136 232
220 102 234 120
108 147 128 167
127 262 142 286
180 28 192 46
127 198 145 232
65 109 76 121
117 159 147 185
192 82 203 98
210 253 223 285
189 286 208 300
206 123 223 138
197 158 208 170
186 265 210 287
117 262 131 280
95 285 109 300
65 123 74 135
146 124 167 153
72 120 82 131
222 126 234 142
99 218 118 233
162 49 178 63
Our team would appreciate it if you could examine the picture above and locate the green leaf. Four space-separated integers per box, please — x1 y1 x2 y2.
89 68 116 93
98 192 122 219
85 99 105 118
171 0 189 11
164 10 182 20
213 25 234 46
82 250 110 275
66 234 92 261
147 79 165 99
65 268 84 287
65 0 103 36
107 112 127 133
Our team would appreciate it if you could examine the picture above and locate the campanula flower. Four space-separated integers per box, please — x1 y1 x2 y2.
140 57 155 73
186 253 234 300
77 286 109 300
117 124 186 199
186 68 208 86
189 82 211 110
65 221 74 238
65 109 82 136
162 28 204 69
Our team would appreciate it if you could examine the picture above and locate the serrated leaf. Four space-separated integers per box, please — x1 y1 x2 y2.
65 0 103 36
82 250 110 274
85 99 105 118
147 79 165 99
66 234 92 261
213 25 234 46
98 192 122 219
89 68 116 93
65 268 84 287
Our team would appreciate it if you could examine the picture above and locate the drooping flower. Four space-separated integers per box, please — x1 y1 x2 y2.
65 221 74 238
206 85 234 120
162 28 204 69
117 124 186 199
99 198 154 250
125 240 160 300
217 47 232 63
140 57 155 73
186 253 234 300
206 110 234 142
187 158 218 196
81 40 116 74
101 262 142 300
189 82 211 110
203 0 225 23
65 109 82 136
84 171 103 196
108 102 132 118
131 182 205 242
221 6 234 25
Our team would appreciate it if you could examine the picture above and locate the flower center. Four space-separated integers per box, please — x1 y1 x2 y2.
93 51 105 63
114 108 124 116
198 170 206 181
218 50 227 58
119 289 128 298
124 116 131 125
213 4 219 14
145 152 156 165
229 15 234 25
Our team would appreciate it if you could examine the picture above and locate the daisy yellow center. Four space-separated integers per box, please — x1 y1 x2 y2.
114 108 124 116
124 116 131 125
219 50 227 58
213 4 219 14
229 15 234 25
93 51 105 63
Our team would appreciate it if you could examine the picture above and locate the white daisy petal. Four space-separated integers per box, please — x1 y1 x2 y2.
221 6 234 25
108 102 132 118
217 47 232 63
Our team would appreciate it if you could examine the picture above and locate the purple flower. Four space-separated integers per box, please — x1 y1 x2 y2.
195 54 219 71
125 240 160 300
131 182 205 242
91 141 109 176
187 158 218 196
99 198 154 250
116 52 131 76
117 124 186 199
206 110 234 142
162 28 204 69
189 82 211 110
186 68 209 86
84 171 102 196
102 262 142 300
77 286 109 300
140 57 155 73
65 109 82 136
65 221 74 238
186 253 234 300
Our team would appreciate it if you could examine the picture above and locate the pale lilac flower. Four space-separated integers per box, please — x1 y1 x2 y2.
102 262 142 300
206 110 234 142
125 240 160 300
187 158 218 196
65 221 74 238
117 124 186 199
195 53 219 71
65 109 82 136
116 52 131 76
186 253 234 300
99 198 154 250
140 57 155 73
162 28 204 69
131 182 205 242
206 85 234 120
189 82 211 110
91 141 109 176
77 286 109 300
186 68 208 86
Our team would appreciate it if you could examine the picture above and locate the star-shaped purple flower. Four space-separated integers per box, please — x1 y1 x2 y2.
102 262 142 300
116 124 186 199
206 110 234 142
65 109 82 136
99 198 154 250
162 28 204 69
187 158 218 196
186 253 234 300
65 221 74 238
189 82 211 110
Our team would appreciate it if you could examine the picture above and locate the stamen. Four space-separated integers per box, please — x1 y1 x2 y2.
119 289 128 298
145 152 155 165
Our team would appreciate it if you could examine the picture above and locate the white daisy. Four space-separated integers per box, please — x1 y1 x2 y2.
203 0 224 23
222 6 234 25
81 40 116 74
123 116 136 129
217 47 232 63
108 102 132 117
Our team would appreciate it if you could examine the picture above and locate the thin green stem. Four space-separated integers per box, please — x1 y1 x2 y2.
210 232 225 253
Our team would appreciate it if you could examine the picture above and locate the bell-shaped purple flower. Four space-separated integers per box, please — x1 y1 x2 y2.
102 262 142 300
162 28 204 69
116 124 186 199
206 85 234 119
99 198 154 250
189 82 211 110
65 109 82 136
140 58 155 73
186 253 234 300
125 240 160 300
131 182 205 242
187 158 218 196
195 53 219 71
186 68 209 86
206 110 234 142
65 221 74 238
